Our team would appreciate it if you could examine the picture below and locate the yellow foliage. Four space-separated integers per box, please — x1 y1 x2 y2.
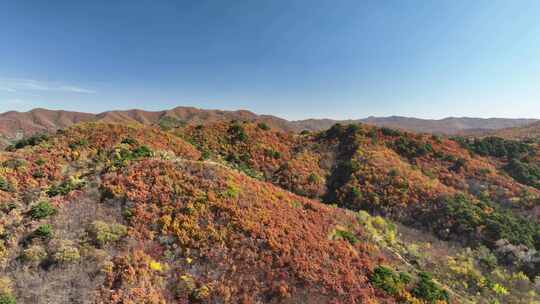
101 261 114 274
372 216 386 229
0 168 13 175
0 276 12 295
179 274 196 293
160 214 172 232
193 285 211 300
149 260 163 271
492 283 508 295
510 271 529 283
357 211 397 245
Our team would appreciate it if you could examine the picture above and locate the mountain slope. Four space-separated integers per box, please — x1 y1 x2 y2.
176 120 540 302
0 108 94 138
0 122 420 304
2 121 540 303
178 121 540 214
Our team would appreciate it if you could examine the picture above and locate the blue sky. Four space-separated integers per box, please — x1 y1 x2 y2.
1 1 540 120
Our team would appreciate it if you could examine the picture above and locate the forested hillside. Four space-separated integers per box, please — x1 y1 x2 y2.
1 121 540 303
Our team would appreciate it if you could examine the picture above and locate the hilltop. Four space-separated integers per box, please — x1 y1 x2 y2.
1 120 540 303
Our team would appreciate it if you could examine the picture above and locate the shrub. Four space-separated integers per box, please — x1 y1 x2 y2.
257 122 270 130
200 149 211 160
87 221 127 247
411 272 449 302
228 123 248 142
181 273 196 286
351 188 364 201
68 138 89 149
22 245 47 263
0 277 14 304
426 195 540 249
324 124 344 139
431 135 442 144
307 173 320 184
32 169 45 178
449 157 467 172
34 224 53 239
29 201 56 219
47 176 86 197
441 154 457 162
177 274 211 301
381 127 402 137
1 159 25 169
477 246 498 270
192 285 210 301
368 128 378 142
345 124 360 135
0 202 16 214
491 283 508 295
6 133 48 151
158 116 185 131
322 123 361 142
237 162 262 179
369 265 409 296
111 145 154 168
357 211 397 245
51 240 80 263
131 145 153 158
0 178 12 192
456 136 534 159
391 137 433 159
0 294 16 304
121 137 139 146
478 168 491 176
0 277 12 296
178 274 197 297
264 148 281 159
223 185 240 198
504 158 540 189
332 229 358 245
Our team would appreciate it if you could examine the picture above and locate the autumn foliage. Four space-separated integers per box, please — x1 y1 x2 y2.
2 121 540 303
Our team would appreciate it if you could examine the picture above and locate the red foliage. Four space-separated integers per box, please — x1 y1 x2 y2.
100 159 392 303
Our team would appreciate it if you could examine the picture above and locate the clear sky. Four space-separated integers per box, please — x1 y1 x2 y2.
1 1 540 120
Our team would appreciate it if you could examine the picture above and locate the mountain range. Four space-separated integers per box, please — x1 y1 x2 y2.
0 107 537 139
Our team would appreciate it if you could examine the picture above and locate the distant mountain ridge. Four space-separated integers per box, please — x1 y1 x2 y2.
0 106 537 138
463 120 540 139
360 116 538 135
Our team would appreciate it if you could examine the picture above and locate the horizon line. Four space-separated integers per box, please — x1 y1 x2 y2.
1 105 539 122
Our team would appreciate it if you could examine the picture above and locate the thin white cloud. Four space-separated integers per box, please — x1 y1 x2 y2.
0 78 96 94
0 86 16 92
57 85 96 94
